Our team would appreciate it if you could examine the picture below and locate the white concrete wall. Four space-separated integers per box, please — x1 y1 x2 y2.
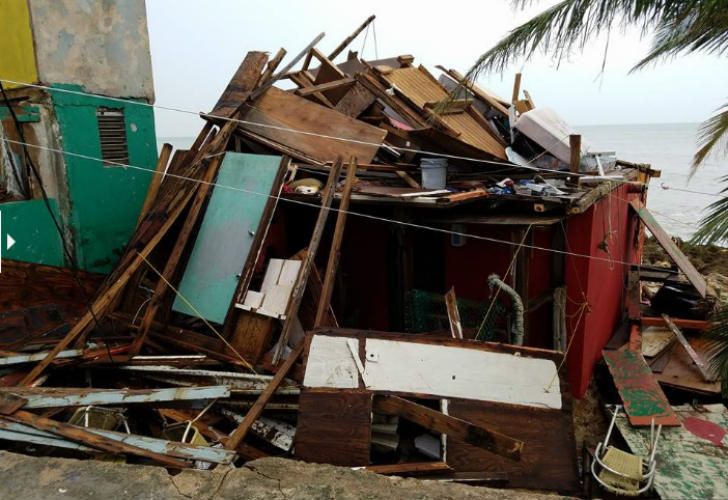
28 0 154 100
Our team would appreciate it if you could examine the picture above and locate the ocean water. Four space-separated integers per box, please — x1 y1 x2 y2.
159 122 724 240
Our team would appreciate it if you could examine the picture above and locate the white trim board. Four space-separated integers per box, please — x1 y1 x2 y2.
304 335 562 409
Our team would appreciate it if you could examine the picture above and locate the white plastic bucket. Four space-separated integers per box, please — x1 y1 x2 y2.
420 158 447 189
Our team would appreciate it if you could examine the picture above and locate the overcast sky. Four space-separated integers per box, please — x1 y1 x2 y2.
145 0 728 138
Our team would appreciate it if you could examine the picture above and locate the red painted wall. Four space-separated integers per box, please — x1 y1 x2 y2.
564 185 640 397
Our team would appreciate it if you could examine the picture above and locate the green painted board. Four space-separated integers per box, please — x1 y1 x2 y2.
1 199 64 266
603 347 680 426
173 152 282 324
616 404 728 500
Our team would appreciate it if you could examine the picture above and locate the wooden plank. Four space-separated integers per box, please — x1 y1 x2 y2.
171 153 283 324
447 399 579 492
364 462 451 476
603 347 680 426
295 77 355 97
18 188 195 386
641 316 712 330
328 15 376 60
437 67 509 116
294 389 372 466
228 311 275 364
257 48 286 90
225 340 305 451
137 142 173 226
630 199 707 297
240 87 386 164
211 51 268 117
6 410 190 468
444 287 463 339
373 395 523 461
661 314 716 382
250 32 325 101
273 160 344 361
511 73 522 104
314 158 358 327
130 154 224 355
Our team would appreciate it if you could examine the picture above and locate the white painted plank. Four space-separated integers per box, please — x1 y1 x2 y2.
261 258 285 292
303 336 359 389
362 339 561 409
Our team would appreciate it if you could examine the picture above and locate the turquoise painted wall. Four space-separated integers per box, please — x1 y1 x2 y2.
1 199 64 266
51 84 157 273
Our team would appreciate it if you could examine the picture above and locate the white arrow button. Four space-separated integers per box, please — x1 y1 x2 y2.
6 234 15 250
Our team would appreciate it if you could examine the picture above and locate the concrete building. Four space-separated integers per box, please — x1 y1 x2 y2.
0 0 157 273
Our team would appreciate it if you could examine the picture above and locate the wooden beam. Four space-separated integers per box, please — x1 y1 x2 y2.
364 461 452 476
444 287 463 339
137 143 173 227
372 395 523 461
18 189 196 386
661 314 716 382
314 158 358 327
630 199 708 297
328 15 376 60
273 159 344 361
250 32 326 101
511 73 522 105
6 410 190 468
640 316 712 330
569 134 581 175
130 155 224 356
225 340 305 451
295 77 356 97
257 48 287 89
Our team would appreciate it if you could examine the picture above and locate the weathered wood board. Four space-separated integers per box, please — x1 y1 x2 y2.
294 389 372 466
303 333 562 409
630 200 707 297
447 399 580 492
240 87 386 163
173 153 282 324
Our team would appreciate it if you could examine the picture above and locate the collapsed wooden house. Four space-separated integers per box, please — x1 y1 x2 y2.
0 16 721 497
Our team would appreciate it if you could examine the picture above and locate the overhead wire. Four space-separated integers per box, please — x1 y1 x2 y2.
1 135 648 269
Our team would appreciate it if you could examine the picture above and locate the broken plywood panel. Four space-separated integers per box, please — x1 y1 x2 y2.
240 87 386 163
603 347 680 426
237 259 301 319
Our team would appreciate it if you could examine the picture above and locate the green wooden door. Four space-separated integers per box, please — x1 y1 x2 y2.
173 152 281 324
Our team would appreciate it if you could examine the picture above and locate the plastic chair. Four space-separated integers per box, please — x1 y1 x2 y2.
591 405 662 496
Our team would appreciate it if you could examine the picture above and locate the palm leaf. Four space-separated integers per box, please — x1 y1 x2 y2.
703 307 728 385
690 175 728 245
692 103 728 169
632 3 728 70
465 0 675 81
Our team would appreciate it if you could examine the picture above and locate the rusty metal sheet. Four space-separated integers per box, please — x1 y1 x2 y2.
603 347 680 426
630 199 707 297
616 404 728 500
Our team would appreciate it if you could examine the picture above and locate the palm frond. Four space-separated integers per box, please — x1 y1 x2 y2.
692 103 728 169
690 175 728 245
632 3 728 71
465 0 673 81
703 307 728 384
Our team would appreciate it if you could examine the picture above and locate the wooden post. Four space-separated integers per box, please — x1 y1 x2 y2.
511 72 522 105
137 143 173 227
328 15 376 61
273 158 344 362
314 158 358 327
569 134 581 175
226 340 305 450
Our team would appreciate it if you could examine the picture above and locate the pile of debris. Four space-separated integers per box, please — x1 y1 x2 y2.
0 16 724 498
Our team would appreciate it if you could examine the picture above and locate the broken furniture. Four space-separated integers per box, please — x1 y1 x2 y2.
591 405 661 496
